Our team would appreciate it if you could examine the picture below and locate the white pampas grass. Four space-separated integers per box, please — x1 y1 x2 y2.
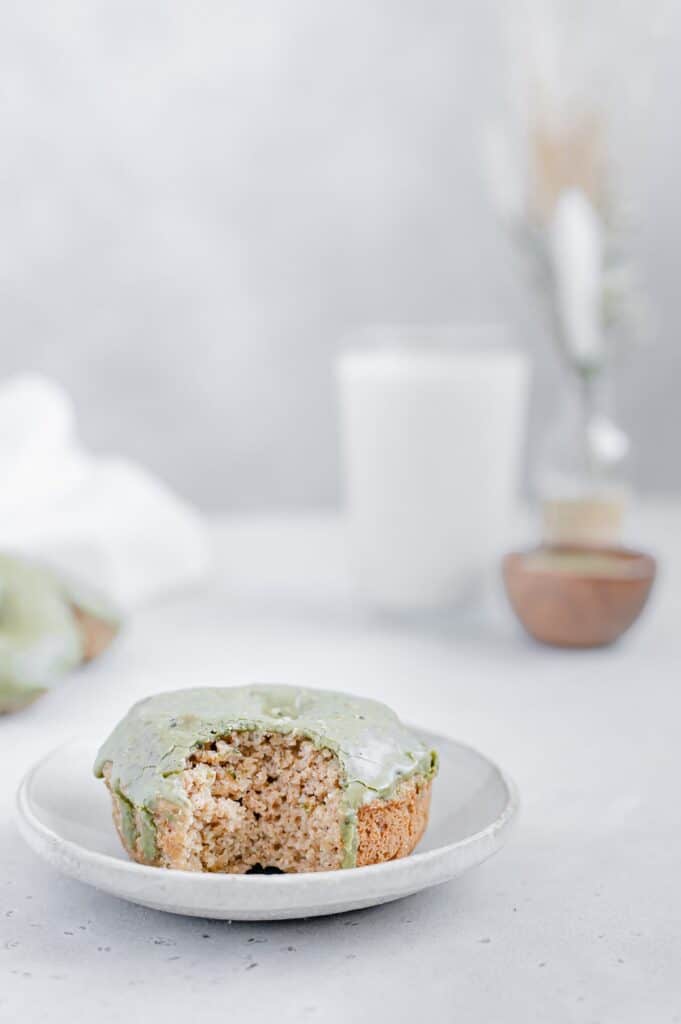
549 189 604 369
486 0 668 371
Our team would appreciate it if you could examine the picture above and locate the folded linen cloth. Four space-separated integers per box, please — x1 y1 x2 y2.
0 374 208 610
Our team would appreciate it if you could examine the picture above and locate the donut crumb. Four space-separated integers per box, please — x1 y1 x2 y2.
156 732 345 872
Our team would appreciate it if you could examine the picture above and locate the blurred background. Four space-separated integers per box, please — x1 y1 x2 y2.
1 0 676 511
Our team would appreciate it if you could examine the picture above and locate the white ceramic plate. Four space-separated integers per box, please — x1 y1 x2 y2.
16 731 518 920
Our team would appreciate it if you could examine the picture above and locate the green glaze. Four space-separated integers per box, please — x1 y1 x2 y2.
95 685 438 868
0 554 83 712
0 553 121 713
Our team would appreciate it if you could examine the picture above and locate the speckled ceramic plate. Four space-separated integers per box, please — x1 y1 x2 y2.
16 731 518 920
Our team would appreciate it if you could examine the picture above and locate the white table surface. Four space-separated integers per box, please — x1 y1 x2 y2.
2 507 680 1023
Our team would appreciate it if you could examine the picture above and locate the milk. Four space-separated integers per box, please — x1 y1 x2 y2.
337 328 529 610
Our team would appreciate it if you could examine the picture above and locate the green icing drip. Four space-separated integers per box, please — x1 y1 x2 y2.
341 810 359 869
115 790 138 849
94 685 438 869
137 808 159 862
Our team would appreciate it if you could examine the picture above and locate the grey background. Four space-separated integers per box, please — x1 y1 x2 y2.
1 1 678 510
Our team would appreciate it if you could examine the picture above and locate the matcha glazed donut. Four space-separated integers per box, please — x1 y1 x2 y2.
95 685 438 872
0 553 120 714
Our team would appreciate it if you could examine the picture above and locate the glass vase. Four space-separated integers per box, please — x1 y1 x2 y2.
534 365 630 547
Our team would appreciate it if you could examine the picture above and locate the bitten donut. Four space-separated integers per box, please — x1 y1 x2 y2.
0 553 120 714
95 685 438 872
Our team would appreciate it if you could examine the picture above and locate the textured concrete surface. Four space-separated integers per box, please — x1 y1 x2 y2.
1 509 680 1022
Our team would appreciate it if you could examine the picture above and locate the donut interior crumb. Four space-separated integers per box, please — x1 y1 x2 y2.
155 731 345 873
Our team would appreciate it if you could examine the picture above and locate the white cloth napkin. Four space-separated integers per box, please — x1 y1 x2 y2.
0 374 208 610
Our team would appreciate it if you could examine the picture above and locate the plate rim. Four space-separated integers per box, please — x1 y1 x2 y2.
15 729 519 888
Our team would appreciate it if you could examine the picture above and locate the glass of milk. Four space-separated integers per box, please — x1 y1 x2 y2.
337 326 529 611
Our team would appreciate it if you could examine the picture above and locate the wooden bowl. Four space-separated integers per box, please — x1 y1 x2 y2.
502 546 656 649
